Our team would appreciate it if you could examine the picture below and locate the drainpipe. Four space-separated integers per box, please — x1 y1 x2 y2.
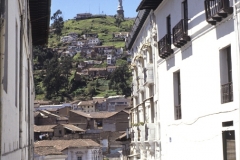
0 0 4 157
19 13 23 150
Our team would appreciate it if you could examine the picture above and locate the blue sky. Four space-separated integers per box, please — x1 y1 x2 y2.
51 0 141 21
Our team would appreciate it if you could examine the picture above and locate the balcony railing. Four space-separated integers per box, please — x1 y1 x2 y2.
175 105 182 120
173 19 190 48
221 82 233 104
158 34 173 59
204 0 233 25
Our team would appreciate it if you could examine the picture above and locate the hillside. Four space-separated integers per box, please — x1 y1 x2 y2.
48 16 134 48
34 16 134 101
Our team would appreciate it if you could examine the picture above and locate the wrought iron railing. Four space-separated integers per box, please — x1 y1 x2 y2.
204 0 233 21
158 34 172 58
221 82 233 103
175 105 182 120
173 19 189 47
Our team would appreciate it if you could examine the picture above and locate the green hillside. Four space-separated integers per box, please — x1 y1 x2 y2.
34 16 134 101
48 16 134 48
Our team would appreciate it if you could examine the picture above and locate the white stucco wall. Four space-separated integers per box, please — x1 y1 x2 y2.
1 0 34 159
154 0 239 160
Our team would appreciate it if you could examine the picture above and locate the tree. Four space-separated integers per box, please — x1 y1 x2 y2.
109 62 132 97
43 55 64 99
51 10 64 40
60 56 72 90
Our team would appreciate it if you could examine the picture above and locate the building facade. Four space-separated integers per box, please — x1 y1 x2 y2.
127 0 240 159
0 0 51 159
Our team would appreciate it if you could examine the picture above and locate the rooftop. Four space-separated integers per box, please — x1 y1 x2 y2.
34 146 63 156
34 125 56 133
35 139 100 151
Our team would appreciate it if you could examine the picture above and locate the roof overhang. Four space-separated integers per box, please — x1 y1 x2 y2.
136 0 163 12
126 9 151 50
29 0 51 45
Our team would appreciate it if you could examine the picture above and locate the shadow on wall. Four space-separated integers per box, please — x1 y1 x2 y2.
166 56 175 70
216 19 234 40
188 1 206 30
182 43 193 60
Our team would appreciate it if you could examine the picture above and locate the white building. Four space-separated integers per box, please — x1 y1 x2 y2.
127 0 240 159
107 54 113 65
0 0 51 160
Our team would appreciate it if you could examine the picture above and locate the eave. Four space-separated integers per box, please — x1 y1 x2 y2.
125 9 150 50
29 0 51 45
136 0 163 12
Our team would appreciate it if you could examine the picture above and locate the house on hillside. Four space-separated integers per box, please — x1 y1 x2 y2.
94 46 116 55
107 98 130 112
93 97 107 111
68 32 78 39
82 33 98 39
88 68 107 77
75 13 92 20
60 36 74 43
88 37 100 46
76 100 96 113
113 32 129 39
107 54 114 65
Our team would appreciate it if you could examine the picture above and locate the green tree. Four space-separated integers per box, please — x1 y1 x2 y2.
43 55 64 99
51 10 64 40
109 63 132 96
60 56 72 90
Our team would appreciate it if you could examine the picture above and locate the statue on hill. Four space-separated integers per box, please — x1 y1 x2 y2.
118 0 122 6
117 0 124 19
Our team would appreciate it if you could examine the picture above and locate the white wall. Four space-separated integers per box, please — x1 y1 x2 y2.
154 0 239 160
1 0 34 159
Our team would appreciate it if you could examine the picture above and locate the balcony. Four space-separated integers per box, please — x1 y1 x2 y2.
173 19 190 48
158 34 173 59
221 82 233 104
204 0 233 25
175 105 182 120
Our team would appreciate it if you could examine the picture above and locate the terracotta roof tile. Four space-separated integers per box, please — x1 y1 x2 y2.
34 125 56 132
35 139 100 151
34 146 63 156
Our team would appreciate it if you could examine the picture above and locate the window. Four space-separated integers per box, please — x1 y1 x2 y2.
182 0 188 28
174 71 181 120
222 130 236 160
166 15 171 45
59 130 62 135
220 46 233 103
77 157 82 160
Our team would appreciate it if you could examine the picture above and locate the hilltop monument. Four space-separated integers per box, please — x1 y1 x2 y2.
117 0 124 19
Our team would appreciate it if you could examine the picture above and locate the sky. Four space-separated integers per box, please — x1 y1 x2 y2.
50 0 141 21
